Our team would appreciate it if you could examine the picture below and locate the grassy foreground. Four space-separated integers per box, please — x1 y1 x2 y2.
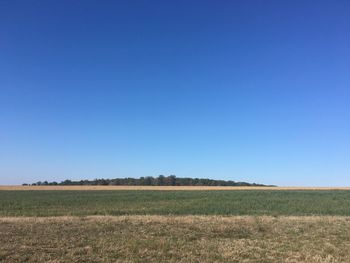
1 190 350 216
1 216 350 262
2 190 350 262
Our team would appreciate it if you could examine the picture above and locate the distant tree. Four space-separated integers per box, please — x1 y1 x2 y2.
30 175 269 187
60 180 72 185
144 177 153 185
157 175 165 186
99 179 109 185
168 175 176 186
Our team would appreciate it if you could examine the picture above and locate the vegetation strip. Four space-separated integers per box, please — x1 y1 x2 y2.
2 190 350 216
2 185 350 190
25 175 268 187
1 214 350 222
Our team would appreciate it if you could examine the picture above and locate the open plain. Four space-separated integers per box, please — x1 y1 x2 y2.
2 185 350 191
1 188 350 262
2 215 350 263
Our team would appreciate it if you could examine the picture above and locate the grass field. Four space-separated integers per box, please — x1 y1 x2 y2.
1 216 350 262
2 185 350 191
1 190 350 216
1 189 350 262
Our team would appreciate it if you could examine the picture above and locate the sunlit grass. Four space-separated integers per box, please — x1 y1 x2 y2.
1 216 350 262
1 190 350 216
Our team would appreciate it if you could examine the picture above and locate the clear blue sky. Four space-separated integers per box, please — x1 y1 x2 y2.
1 0 349 186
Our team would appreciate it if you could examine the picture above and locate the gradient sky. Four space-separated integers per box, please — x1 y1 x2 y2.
1 0 349 186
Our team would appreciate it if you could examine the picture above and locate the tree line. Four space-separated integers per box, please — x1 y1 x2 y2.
25 175 270 187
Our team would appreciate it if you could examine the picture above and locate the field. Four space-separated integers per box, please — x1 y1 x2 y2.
2 185 350 191
2 216 350 262
1 188 350 262
1 189 350 217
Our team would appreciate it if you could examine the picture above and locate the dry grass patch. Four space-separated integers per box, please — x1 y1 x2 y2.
1 216 350 262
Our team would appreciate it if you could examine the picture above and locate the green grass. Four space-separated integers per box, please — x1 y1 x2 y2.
2 191 350 262
1 190 350 216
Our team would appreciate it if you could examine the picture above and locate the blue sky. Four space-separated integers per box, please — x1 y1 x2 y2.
1 0 349 186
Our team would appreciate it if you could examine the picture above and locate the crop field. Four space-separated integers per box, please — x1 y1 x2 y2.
1 189 350 262
1 189 350 217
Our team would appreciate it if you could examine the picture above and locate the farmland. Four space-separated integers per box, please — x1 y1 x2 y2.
2 215 350 262
1 189 350 216
1 188 350 262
